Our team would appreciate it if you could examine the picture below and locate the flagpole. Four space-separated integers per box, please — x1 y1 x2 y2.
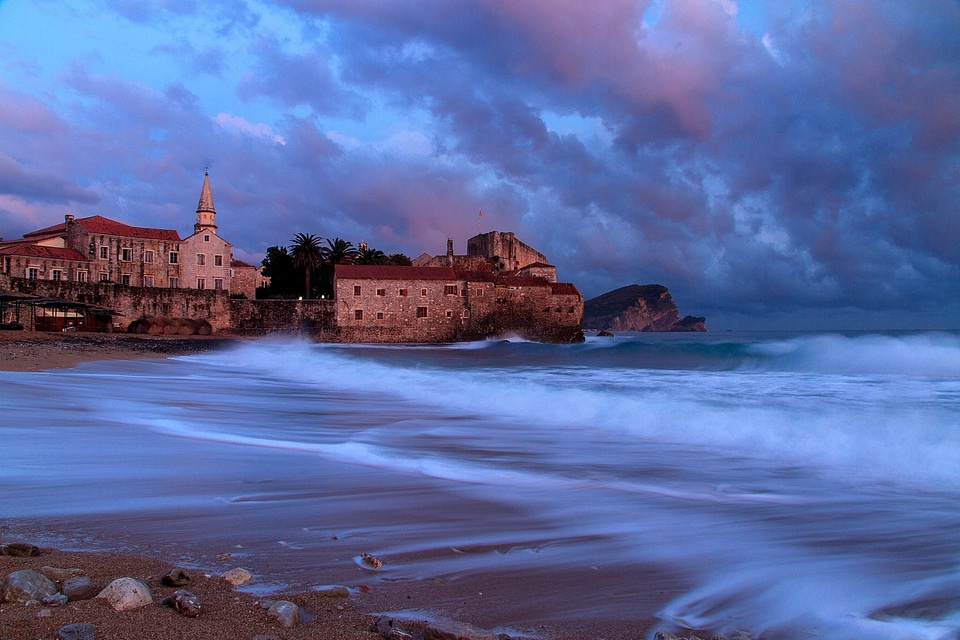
478 207 482 234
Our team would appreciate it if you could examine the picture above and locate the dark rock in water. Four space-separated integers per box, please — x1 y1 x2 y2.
596 330 614 337
360 552 384 569
583 284 706 332
57 623 96 640
372 616 414 639
62 576 98 601
2 569 58 603
423 616 506 640
162 589 202 617
673 315 707 332
161 568 192 587
1 542 40 557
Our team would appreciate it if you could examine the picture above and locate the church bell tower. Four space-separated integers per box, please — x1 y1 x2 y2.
194 170 218 234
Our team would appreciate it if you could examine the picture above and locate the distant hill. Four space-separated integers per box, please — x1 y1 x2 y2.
583 284 706 332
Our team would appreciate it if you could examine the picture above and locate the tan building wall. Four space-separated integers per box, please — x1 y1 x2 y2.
180 230 233 293
334 265 582 343
467 231 549 272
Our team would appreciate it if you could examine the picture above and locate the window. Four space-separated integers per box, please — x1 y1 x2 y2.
463 309 471 318
399 289 408 296
169 252 179 264
376 312 384 320
416 306 428 318
197 278 206 290
214 255 223 267
421 288 428 296
446 310 453 318
214 278 223 290
444 285 458 295
144 275 155 287
51 269 62 281
76 271 88 283
197 254 205 266
376 288 386 296
144 250 154 264
203 234 210 242
354 310 363 320
121 248 132 261
461 289 467 296
99 272 109 282
27 267 39 280
476 288 484 296
354 285 361 296
120 274 130 285
99 246 108 260
169 277 179 288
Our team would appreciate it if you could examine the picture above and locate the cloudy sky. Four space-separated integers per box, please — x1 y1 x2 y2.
0 0 957 329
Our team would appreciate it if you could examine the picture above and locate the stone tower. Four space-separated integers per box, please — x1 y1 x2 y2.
194 171 218 234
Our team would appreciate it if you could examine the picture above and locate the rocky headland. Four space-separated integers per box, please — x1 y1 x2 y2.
582 284 706 332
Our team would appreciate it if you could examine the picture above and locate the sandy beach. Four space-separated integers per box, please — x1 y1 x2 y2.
0 331 664 640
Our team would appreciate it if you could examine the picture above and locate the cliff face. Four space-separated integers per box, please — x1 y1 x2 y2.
582 284 706 332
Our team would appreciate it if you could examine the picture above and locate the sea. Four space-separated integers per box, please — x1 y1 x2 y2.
2 331 959 639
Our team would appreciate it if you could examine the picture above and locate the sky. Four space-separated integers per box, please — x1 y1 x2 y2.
0 0 958 330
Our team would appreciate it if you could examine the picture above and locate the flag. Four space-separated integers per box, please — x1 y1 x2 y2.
479 207 483 218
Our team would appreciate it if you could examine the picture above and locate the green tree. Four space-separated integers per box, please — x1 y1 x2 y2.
317 238 358 298
356 247 388 265
321 237 358 265
387 253 413 266
290 233 323 299
259 245 301 298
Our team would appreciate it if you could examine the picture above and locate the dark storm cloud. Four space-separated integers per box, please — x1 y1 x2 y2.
1 0 957 327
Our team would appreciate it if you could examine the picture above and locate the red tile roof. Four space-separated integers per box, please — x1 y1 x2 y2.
0 244 88 261
24 215 181 242
336 265 459 280
550 282 580 296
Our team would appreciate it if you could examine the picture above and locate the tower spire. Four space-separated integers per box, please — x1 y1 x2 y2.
194 170 217 234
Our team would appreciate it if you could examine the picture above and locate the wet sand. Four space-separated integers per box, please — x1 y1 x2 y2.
0 331 665 640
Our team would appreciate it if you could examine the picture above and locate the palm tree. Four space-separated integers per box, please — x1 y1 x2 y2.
356 247 388 265
289 233 322 299
320 237 359 266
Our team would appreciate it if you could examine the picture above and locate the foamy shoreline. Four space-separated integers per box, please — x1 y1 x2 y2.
0 333 665 640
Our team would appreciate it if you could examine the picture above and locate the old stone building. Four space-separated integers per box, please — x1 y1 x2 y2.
0 172 260 299
334 257 582 343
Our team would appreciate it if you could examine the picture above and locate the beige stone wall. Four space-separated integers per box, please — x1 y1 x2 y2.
64 224 183 288
467 231 548 271
229 299 337 338
180 231 233 293
229 263 261 299
1 274 232 332
334 273 582 343
335 275 473 342
1 253 87 282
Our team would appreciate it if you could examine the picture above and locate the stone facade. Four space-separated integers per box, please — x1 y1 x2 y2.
2 224 582 343
1 274 232 332
229 298 336 338
0 172 250 295
467 231 549 272
333 264 583 343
